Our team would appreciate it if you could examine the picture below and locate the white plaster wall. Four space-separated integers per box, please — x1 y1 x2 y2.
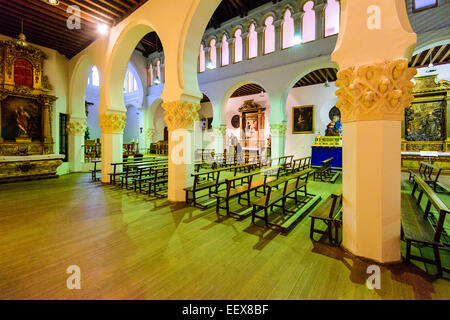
415 63 450 80
199 102 214 148
153 104 166 142
124 105 141 144
285 82 338 159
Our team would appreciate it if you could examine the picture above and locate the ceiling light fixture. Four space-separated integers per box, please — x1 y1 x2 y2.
41 0 60 5
426 52 437 73
97 23 109 35
154 77 161 85
293 35 302 45
206 61 215 70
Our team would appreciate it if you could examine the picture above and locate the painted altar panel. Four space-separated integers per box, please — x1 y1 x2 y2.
405 100 445 141
1 96 42 141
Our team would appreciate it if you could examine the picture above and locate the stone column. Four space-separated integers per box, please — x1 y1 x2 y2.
274 19 283 51
314 2 327 40
99 111 126 183
215 41 222 68
293 11 304 41
227 38 235 64
66 116 86 172
242 32 249 61
332 0 417 263
40 96 56 154
256 26 265 56
162 100 200 202
270 123 286 159
213 125 227 155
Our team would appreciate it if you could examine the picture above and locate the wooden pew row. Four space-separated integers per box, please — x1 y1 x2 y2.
251 168 321 231
402 175 449 277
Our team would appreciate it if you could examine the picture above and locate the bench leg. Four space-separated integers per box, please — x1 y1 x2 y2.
327 221 333 243
251 206 256 224
433 245 443 277
264 208 269 226
405 240 411 263
310 218 315 240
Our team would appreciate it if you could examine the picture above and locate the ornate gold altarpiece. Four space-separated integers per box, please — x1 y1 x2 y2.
401 74 450 172
239 99 266 150
0 39 62 182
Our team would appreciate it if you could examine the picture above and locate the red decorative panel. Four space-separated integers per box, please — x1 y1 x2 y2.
14 59 33 87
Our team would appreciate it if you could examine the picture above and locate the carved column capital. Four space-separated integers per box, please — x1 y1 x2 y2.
270 123 287 137
162 100 200 131
335 58 417 123
98 112 126 134
66 117 87 136
145 128 156 139
213 125 227 137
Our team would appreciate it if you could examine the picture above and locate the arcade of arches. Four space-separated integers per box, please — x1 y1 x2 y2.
0 0 449 299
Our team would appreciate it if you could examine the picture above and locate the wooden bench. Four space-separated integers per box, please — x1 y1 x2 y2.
291 156 311 173
408 161 443 193
184 163 256 207
215 166 282 218
251 168 319 230
309 192 343 245
91 159 101 181
402 175 449 277
146 167 169 197
314 158 340 183
109 157 167 184
120 161 168 189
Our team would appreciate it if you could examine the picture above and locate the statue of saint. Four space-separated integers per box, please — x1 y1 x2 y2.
325 115 341 136
16 106 30 137
423 111 440 140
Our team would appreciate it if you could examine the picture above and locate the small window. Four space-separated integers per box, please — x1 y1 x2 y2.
282 9 294 49
248 24 258 58
413 0 437 12
91 66 100 87
302 1 316 42
264 16 275 54
324 0 340 37
234 29 243 63
199 44 206 72
221 35 229 66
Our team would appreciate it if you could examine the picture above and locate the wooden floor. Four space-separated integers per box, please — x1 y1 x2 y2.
0 172 448 300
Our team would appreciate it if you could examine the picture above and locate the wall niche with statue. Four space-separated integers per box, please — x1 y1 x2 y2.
0 39 57 156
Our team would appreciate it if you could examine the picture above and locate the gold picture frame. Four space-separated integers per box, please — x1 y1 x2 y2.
293 105 314 134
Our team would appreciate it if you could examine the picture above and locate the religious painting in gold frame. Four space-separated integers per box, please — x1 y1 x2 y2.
293 105 314 134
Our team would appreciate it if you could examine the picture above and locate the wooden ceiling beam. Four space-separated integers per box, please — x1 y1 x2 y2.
78 0 123 18
421 49 432 67
438 47 450 63
58 0 114 24
432 45 446 63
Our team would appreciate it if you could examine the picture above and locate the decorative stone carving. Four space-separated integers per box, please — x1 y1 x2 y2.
270 123 287 137
66 118 87 136
335 58 417 123
98 113 126 134
213 126 227 137
161 100 200 131
146 128 156 140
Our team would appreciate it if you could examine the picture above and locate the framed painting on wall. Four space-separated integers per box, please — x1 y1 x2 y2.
292 105 314 134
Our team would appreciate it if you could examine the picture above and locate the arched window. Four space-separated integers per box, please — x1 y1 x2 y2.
221 35 229 66
248 23 258 59
124 70 139 93
302 1 316 42
234 29 243 63
264 16 275 54
199 44 206 72
209 38 217 69
324 0 340 37
91 66 100 87
282 9 294 49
